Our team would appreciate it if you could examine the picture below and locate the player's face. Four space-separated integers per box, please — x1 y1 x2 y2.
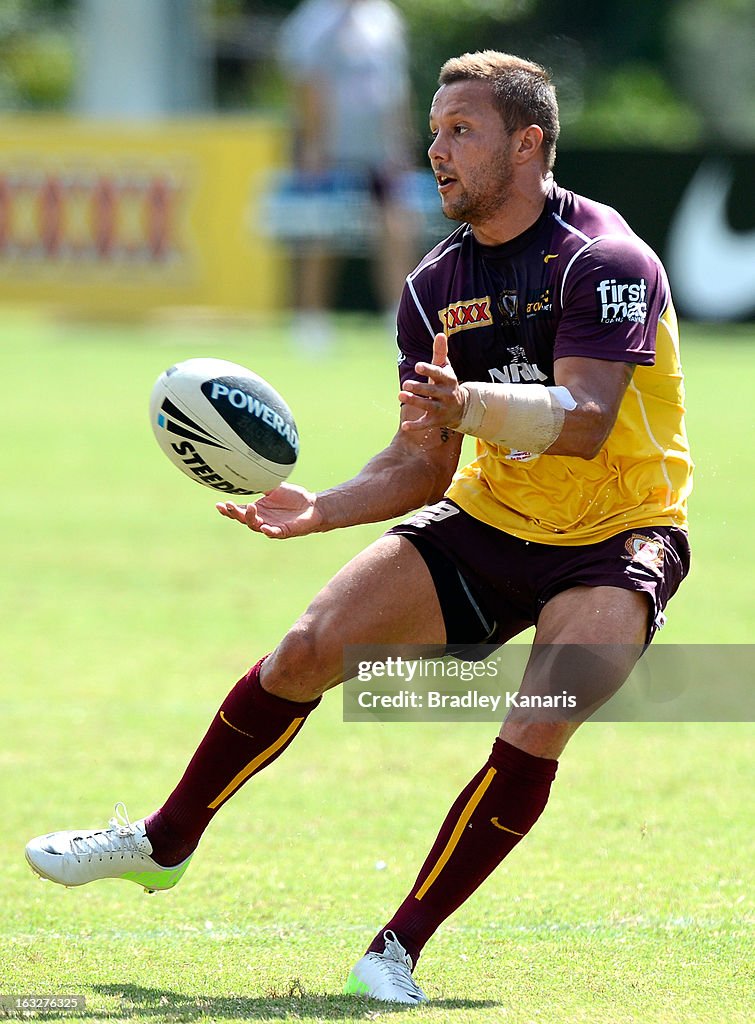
428 81 515 227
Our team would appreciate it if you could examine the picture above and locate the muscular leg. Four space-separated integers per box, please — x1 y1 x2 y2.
502 585 649 757
369 586 649 965
262 534 445 700
147 536 444 862
24 537 446 893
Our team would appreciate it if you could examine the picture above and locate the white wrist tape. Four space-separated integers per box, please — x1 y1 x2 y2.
456 383 576 452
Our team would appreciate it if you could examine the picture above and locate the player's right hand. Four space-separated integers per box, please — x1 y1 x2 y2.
399 332 465 433
216 484 323 539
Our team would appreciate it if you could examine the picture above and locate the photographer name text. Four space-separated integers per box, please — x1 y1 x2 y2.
354 657 576 711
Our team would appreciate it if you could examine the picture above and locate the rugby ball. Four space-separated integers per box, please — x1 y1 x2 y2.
149 358 299 494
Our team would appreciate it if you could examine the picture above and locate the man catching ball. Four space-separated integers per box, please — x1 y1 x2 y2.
26 51 692 1005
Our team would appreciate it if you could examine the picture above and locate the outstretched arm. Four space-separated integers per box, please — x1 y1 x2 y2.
217 359 463 539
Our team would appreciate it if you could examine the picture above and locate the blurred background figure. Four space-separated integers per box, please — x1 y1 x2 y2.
0 0 752 327
277 0 418 352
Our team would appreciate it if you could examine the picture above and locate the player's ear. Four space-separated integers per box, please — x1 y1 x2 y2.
514 124 544 164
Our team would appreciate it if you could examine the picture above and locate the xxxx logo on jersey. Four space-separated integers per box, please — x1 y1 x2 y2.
439 296 493 337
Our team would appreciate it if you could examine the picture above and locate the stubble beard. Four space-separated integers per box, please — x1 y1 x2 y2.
440 148 514 227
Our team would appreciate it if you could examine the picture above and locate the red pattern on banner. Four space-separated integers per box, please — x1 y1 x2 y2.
0 177 9 249
93 177 116 259
40 176 63 257
0 170 182 263
146 176 173 260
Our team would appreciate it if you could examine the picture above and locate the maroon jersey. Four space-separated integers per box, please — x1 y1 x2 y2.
396 181 693 545
398 182 668 388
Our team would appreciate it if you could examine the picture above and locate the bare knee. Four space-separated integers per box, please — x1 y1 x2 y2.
262 615 341 701
499 719 579 760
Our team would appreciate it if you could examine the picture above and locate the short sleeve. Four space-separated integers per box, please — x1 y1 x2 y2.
396 282 435 388
554 235 668 366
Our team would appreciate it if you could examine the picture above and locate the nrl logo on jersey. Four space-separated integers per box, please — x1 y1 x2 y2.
488 346 547 384
439 296 493 336
596 278 648 324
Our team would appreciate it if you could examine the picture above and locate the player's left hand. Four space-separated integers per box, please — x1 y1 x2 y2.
399 333 465 432
215 483 323 539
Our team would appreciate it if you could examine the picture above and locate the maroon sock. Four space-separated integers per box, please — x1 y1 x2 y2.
368 738 558 965
144 657 320 865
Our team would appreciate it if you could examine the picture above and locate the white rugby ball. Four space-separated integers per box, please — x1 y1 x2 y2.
149 357 299 494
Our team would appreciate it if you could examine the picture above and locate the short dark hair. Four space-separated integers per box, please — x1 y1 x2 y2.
438 51 560 170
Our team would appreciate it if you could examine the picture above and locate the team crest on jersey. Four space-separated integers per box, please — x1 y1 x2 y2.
497 290 520 325
625 534 665 572
439 296 493 336
596 278 648 324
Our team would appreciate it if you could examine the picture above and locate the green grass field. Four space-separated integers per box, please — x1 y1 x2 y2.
0 312 752 1023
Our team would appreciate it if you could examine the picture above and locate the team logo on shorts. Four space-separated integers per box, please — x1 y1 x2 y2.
625 534 665 572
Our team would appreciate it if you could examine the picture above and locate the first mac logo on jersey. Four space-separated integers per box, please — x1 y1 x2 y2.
596 278 648 324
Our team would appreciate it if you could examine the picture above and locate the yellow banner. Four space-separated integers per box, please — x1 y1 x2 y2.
0 117 287 315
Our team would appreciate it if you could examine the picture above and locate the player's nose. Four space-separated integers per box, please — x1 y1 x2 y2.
428 131 446 163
